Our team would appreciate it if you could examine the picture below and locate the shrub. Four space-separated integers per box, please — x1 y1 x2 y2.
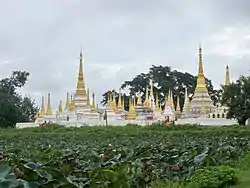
190 165 239 188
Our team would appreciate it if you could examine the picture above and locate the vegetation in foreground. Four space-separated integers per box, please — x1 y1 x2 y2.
0 124 250 187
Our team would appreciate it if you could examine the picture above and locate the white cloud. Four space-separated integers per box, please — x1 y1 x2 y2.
205 26 250 58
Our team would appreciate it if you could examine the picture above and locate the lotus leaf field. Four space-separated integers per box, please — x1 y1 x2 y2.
0 124 250 187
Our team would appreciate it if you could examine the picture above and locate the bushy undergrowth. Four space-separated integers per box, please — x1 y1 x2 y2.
190 165 239 188
0 124 249 187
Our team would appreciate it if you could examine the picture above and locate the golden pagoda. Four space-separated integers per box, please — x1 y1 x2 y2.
182 88 190 114
74 51 88 111
39 95 46 118
127 98 136 120
69 95 75 111
88 92 99 120
122 95 125 111
155 90 162 113
45 93 53 115
166 89 175 111
117 88 122 108
175 95 181 117
149 79 154 109
195 45 208 93
65 92 70 111
112 91 118 113
190 45 214 115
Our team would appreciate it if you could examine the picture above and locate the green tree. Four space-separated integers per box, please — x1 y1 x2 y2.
0 71 38 127
101 65 218 111
221 76 250 125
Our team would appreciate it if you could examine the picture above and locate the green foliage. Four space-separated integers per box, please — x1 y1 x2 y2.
0 125 250 187
101 65 219 111
0 71 38 127
190 165 239 188
221 75 250 125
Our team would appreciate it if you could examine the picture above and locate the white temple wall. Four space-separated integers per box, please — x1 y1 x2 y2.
175 118 237 126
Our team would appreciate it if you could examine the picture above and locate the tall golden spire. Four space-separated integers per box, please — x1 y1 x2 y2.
183 88 190 113
58 100 63 113
144 84 150 107
122 95 125 110
75 51 87 96
45 93 53 115
118 88 122 108
155 90 161 113
86 88 90 107
175 95 181 115
65 92 70 110
112 91 118 113
69 95 75 111
165 90 171 107
195 44 208 92
127 98 136 120
133 97 136 107
40 95 45 117
150 79 154 98
225 65 230 86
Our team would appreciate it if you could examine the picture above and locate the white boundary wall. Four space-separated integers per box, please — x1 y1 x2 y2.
16 118 241 129
175 118 237 126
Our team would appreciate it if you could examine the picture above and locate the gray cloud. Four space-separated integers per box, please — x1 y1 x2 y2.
0 0 250 111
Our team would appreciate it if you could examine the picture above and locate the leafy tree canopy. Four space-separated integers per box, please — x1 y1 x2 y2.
221 75 250 125
101 65 219 111
0 71 38 128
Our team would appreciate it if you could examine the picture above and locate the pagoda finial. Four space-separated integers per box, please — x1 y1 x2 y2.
40 95 45 117
225 65 230 85
107 91 112 107
75 51 87 97
195 44 208 92
45 93 53 115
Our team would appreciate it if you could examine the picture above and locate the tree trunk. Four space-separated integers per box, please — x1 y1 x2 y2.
237 117 247 125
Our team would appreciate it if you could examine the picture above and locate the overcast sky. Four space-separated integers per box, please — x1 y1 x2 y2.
0 0 250 111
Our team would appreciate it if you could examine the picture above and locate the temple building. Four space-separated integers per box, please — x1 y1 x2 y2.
189 45 215 116
34 46 237 127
